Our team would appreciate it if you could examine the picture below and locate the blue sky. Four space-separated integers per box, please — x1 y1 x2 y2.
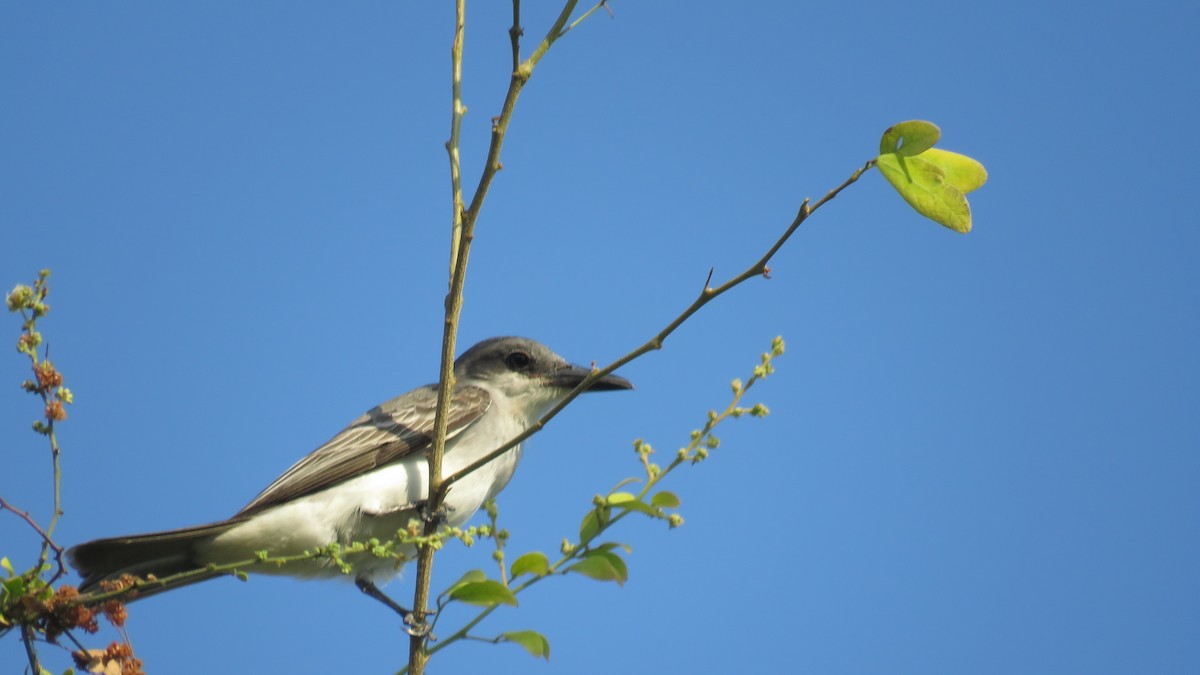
3 2 1198 673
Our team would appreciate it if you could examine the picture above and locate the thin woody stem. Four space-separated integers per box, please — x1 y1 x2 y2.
439 159 877 498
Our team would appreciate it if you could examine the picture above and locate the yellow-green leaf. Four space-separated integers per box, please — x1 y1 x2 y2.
879 120 941 157
920 147 988 194
876 153 973 233
501 630 551 660
606 491 637 506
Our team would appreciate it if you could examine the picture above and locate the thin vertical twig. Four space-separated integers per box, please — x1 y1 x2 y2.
445 1 466 278
408 2 623 671
408 0 474 670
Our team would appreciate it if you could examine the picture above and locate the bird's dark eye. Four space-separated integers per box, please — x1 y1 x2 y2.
504 351 533 370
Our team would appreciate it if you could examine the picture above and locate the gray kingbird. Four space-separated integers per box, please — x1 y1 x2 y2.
69 336 631 617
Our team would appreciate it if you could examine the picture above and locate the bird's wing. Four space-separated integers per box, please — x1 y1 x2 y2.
236 384 491 516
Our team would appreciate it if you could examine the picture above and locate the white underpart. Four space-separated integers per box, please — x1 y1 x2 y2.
199 369 565 583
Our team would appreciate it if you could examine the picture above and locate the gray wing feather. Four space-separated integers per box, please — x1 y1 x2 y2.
237 385 491 516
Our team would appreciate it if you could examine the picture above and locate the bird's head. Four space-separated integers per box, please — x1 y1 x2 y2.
454 336 632 413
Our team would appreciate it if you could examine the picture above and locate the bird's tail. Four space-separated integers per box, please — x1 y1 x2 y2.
68 519 243 597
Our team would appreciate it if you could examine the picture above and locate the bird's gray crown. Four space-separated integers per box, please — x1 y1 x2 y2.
454 336 564 381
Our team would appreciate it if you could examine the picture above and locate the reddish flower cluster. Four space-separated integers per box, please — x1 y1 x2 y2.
73 641 145 675
45 399 68 422
44 585 99 640
33 360 63 390
96 575 138 626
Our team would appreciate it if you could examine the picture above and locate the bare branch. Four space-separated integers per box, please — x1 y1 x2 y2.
439 160 877 497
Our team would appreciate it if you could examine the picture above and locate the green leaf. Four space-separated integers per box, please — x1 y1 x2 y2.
920 147 988 194
0 557 13 576
592 541 632 554
567 555 619 584
611 497 661 518
650 491 681 508
448 579 518 607
876 153 973 233
501 630 551 660
595 550 628 583
606 491 637 505
879 120 941 157
579 509 599 542
3 576 27 597
567 550 628 585
443 569 488 597
510 551 550 579
579 507 609 542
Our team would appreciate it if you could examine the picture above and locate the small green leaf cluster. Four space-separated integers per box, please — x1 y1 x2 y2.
0 556 39 633
875 120 987 233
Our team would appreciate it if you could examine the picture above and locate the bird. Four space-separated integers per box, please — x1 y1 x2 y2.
68 336 632 622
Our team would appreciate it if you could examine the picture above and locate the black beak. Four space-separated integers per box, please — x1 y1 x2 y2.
548 363 634 392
